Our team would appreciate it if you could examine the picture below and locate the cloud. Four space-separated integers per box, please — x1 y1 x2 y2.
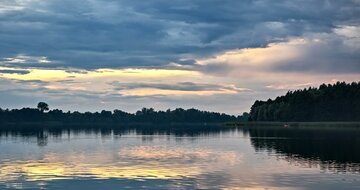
0 69 30 75
266 83 314 90
0 0 358 71
194 26 360 75
0 55 56 69
109 81 250 97
0 0 359 114
273 29 360 73
111 81 248 92
13 79 49 86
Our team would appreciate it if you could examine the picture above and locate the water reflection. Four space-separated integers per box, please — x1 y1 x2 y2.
0 146 240 181
0 126 360 189
242 126 360 173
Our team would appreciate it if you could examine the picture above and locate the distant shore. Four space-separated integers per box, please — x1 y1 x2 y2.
224 121 360 128
0 121 225 130
1 121 360 130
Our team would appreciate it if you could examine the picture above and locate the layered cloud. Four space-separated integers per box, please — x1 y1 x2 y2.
0 0 359 113
0 0 359 70
196 27 360 75
110 81 249 97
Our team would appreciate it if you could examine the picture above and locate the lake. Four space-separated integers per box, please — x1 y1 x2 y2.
0 126 360 190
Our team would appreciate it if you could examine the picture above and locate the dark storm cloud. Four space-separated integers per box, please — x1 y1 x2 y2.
0 0 359 71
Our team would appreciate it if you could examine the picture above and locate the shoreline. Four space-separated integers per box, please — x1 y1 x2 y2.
1 121 360 130
223 121 360 128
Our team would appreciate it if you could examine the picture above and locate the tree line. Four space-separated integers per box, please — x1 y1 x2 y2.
0 104 238 125
249 81 360 122
2 81 358 125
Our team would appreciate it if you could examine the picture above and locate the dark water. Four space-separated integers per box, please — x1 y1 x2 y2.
0 126 360 190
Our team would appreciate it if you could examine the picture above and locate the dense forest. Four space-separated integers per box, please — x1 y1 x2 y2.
0 104 238 125
250 82 360 122
1 81 359 126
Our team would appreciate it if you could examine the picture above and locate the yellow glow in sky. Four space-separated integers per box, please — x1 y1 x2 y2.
118 88 239 97
0 67 214 96
197 38 306 67
0 68 197 81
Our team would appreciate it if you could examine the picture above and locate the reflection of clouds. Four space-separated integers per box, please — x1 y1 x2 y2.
0 161 74 182
3 130 359 190
0 146 242 188
0 160 200 182
118 145 241 165
90 166 199 180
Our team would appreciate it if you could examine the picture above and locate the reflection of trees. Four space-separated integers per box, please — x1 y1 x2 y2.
242 127 360 172
36 131 48 147
0 126 239 146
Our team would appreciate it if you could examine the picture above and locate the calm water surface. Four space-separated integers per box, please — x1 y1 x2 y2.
0 126 360 190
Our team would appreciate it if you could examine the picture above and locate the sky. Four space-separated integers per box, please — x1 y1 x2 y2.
0 0 359 115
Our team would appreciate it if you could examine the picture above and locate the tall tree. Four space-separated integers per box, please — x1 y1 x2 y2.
37 102 49 112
